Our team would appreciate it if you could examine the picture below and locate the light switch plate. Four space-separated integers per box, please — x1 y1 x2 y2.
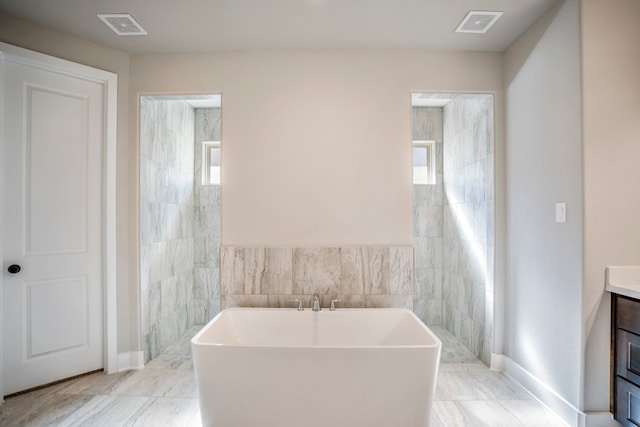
555 203 566 223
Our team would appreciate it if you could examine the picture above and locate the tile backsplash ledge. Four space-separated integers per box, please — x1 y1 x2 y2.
220 246 413 310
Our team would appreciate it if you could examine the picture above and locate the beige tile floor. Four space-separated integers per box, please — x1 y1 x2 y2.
0 326 568 426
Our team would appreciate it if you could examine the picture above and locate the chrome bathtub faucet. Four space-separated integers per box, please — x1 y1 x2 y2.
312 294 321 311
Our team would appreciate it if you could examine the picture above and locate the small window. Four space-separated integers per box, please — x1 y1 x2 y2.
413 140 435 185
202 141 221 185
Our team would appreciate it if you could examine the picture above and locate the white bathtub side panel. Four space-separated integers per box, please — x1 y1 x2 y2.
192 345 441 427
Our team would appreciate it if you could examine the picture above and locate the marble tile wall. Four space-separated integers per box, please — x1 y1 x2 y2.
412 107 444 326
220 247 413 309
442 95 495 364
193 108 221 324
140 98 196 363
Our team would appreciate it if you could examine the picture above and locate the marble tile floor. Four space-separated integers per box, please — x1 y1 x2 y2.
0 325 568 427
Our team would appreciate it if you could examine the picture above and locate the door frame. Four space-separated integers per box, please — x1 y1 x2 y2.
0 42 118 399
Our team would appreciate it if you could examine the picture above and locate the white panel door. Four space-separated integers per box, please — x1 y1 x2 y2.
2 57 104 395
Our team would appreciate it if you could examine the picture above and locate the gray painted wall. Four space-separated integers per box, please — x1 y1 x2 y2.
504 0 583 412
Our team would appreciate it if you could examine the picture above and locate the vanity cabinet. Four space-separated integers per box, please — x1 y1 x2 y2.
613 294 640 426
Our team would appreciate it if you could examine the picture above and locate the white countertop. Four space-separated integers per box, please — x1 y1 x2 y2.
606 266 640 300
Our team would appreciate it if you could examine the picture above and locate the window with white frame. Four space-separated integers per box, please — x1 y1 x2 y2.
202 141 221 185
413 140 435 185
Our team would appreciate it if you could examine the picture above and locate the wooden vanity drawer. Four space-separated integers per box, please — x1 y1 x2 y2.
616 377 640 427
617 328 640 387
617 296 640 334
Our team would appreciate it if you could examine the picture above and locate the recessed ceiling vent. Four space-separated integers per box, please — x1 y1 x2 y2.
98 14 147 36
455 11 503 34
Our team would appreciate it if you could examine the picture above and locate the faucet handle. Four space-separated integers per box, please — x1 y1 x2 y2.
330 298 341 311
292 298 304 311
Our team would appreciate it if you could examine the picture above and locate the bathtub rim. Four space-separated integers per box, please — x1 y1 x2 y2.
190 307 443 350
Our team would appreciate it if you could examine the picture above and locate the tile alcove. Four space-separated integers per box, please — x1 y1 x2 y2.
139 95 221 363
138 92 495 367
412 93 495 364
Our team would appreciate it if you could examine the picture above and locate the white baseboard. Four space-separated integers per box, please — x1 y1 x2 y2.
579 412 617 427
117 351 144 372
498 355 617 427
490 353 507 371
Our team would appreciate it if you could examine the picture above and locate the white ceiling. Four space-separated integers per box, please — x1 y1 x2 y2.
0 0 557 54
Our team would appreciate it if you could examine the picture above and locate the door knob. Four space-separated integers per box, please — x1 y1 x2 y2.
7 264 21 274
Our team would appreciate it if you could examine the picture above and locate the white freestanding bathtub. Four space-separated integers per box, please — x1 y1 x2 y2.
191 308 442 427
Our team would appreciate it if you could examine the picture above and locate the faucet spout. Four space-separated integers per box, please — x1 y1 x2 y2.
312 294 321 311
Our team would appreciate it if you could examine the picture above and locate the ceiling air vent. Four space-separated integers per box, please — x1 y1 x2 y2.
455 11 503 34
98 14 147 36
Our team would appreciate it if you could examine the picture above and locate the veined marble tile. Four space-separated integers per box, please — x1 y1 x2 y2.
363 247 390 295
485 246 496 292
145 351 193 371
413 181 443 207
0 393 93 426
194 205 220 238
221 294 268 309
243 247 266 295
140 245 150 292
498 399 568 426
389 246 413 295
433 401 512 427
193 267 216 300
292 248 340 295
194 237 219 268
462 241 486 282
414 204 443 238
192 299 210 324
56 395 152 427
340 247 366 295
412 107 443 142
485 155 494 201
139 158 151 202
160 276 179 318
443 205 456 239
57 371 136 396
483 293 494 365
220 247 245 295
473 202 488 244
178 270 193 308
436 142 444 175
111 368 196 398
365 294 412 309
436 368 530 401
432 400 566 427
122 397 200 427
149 241 170 283
195 107 221 142
415 268 442 300
263 248 293 295
426 298 442 325
487 202 495 247
414 237 443 269
148 280 161 328
179 205 195 239
139 99 155 159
